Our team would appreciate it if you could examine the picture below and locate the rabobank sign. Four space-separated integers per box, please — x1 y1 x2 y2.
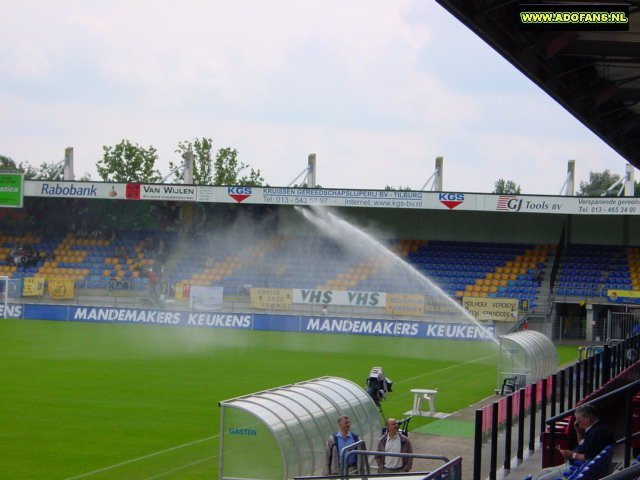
25 181 125 199
41 183 98 197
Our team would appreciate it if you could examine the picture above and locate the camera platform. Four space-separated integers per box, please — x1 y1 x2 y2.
404 388 451 418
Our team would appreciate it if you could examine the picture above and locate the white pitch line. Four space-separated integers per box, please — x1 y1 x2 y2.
62 435 219 480
394 352 498 391
62 353 497 479
143 455 217 480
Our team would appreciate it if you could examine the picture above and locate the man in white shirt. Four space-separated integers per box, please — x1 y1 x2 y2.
375 418 413 473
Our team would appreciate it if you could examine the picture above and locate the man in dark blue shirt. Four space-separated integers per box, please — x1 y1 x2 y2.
537 404 614 480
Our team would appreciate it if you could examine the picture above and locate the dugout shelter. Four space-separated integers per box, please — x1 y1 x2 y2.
497 330 558 394
218 376 380 480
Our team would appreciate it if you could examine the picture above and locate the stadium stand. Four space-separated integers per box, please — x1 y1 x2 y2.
554 245 640 302
162 236 554 302
0 227 558 305
0 231 166 292
6 219 640 314
407 241 552 301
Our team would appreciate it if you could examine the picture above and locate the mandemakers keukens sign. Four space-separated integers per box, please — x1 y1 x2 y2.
0 173 24 208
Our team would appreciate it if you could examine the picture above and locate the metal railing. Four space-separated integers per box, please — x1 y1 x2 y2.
337 443 460 480
292 444 459 480
601 462 640 480
546 378 640 468
473 334 640 480
340 448 451 478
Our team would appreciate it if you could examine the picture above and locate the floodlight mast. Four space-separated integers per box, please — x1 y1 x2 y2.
601 164 635 197
33 160 64 180
287 153 316 187
161 149 194 184
63 147 74 180
31 147 75 180
559 160 575 196
419 156 443 191
307 154 316 188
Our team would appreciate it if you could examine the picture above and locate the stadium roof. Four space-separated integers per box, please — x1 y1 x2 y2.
436 1 640 169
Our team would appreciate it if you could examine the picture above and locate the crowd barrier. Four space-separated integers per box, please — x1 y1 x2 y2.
473 335 640 480
0 302 498 341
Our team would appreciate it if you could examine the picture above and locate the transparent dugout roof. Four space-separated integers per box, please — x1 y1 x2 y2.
219 376 380 480
498 330 558 387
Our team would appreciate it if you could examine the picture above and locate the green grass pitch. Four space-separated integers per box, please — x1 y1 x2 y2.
0 319 577 479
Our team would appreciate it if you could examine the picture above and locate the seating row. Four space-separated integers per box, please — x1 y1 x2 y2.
6 231 640 304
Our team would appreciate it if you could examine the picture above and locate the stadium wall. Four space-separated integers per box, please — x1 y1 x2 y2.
15 180 640 246
0 303 496 341
335 208 567 244
281 206 640 246
568 215 629 245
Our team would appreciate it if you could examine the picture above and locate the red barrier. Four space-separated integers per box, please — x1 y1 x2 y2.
481 379 554 434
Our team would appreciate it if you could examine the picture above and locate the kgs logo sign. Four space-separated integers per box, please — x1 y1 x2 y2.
438 193 464 210
228 187 252 203
496 195 522 212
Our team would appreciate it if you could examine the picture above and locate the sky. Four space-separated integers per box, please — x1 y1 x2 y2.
0 1 634 195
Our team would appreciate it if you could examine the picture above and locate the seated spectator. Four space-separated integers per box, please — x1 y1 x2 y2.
536 404 614 480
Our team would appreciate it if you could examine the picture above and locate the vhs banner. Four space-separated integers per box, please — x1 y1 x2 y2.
293 289 386 307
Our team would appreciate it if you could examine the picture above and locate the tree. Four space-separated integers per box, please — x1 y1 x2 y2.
97 140 162 183
0 154 64 180
0 155 16 170
493 178 521 194
172 138 264 186
171 138 214 185
384 185 412 191
576 169 640 196
578 170 618 196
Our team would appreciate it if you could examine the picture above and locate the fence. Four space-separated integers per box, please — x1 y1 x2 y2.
5 279 524 333
473 334 640 480
607 311 640 344
554 316 585 341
